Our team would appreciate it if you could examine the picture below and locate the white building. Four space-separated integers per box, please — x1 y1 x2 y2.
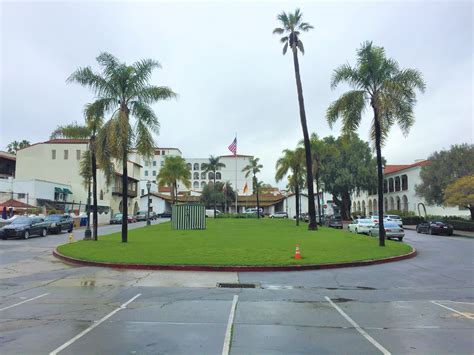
351 160 470 218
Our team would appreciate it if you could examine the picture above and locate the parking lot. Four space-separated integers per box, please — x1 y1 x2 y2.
1 225 473 354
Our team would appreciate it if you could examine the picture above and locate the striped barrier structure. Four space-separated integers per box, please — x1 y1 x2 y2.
171 204 206 230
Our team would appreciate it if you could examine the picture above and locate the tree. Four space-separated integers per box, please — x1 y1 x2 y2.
202 156 226 217
68 53 176 243
327 41 425 246
444 175 474 220
6 140 30 154
242 157 263 219
222 181 235 213
416 144 474 206
273 8 317 230
50 103 113 241
318 135 378 220
157 156 191 204
200 181 234 212
275 148 305 226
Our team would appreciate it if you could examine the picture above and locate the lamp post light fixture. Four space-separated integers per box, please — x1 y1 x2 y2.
146 180 151 226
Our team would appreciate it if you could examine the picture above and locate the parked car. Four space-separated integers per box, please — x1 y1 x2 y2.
245 208 264 217
270 211 288 218
326 215 343 229
135 211 148 222
385 214 403 227
416 221 454 236
45 214 73 234
110 213 123 224
348 219 374 234
128 215 137 223
157 211 172 218
205 209 222 218
150 211 157 220
0 216 49 239
370 215 380 223
369 221 405 241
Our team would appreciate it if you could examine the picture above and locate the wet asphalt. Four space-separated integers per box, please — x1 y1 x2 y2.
0 221 473 354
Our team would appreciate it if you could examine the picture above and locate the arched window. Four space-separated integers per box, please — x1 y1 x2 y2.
201 181 207 188
401 175 408 190
402 195 408 212
193 163 199 170
201 172 206 179
201 163 206 170
209 172 215 180
357 201 361 212
352 202 356 213
187 163 192 170
362 201 366 216
368 200 373 215
388 178 394 192
100 190 104 200
193 172 199 179
395 176 401 191
389 197 395 210
119 201 123 213
383 179 388 193
396 196 401 211
216 172 221 180
373 199 377 214
384 198 388 212
193 181 199 189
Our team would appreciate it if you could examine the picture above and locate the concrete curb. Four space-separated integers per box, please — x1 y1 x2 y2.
52 247 417 272
404 226 474 239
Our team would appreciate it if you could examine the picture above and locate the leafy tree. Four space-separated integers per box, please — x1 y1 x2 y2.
200 181 234 212
68 53 176 243
6 140 30 154
157 156 191 204
50 103 113 240
273 9 317 230
202 156 226 217
444 175 474 220
327 41 425 246
416 144 474 207
242 157 263 219
318 135 378 220
275 148 305 225
221 181 236 213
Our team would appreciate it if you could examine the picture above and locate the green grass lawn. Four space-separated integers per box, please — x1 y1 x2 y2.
57 219 413 266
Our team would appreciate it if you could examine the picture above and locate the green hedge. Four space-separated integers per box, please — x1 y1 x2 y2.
402 216 424 225
447 219 474 232
216 213 258 219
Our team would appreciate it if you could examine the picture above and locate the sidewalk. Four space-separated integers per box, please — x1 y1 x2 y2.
405 225 474 239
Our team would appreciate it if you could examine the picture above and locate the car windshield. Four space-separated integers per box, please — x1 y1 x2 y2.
384 222 400 228
45 215 61 221
388 215 401 219
114 214 122 218
11 216 31 224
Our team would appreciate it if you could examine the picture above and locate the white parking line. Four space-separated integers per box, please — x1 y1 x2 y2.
435 300 474 305
430 300 474 320
0 293 49 311
49 293 141 355
222 295 238 355
325 296 391 355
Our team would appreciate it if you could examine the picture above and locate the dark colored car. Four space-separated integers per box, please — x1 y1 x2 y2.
45 214 73 234
110 213 123 224
157 211 172 218
135 211 148 222
0 216 49 239
128 215 137 223
416 221 454 236
326 215 343 229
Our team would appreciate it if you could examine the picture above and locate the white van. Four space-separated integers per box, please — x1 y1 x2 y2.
205 209 222 218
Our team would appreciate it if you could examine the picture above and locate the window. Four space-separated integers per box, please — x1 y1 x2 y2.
100 190 104 200
153 161 157 167
18 193 26 199
388 178 394 193
187 163 192 170
156 150 160 155
209 172 215 179
64 150 68 160
383 179 388 193
193 172 199 179
201 163 206 170
149 198 152 204
395 176 401 191
141 189 145 196
401 175 408 190
193 163 199 170
145 170 149 177
201 172 206 179
193 181 199 188
160 161 164 166
162 150 165 155
201 181 207 188
52 150 56 160
152 170 156 176
76 150 81 160
216 172 221 180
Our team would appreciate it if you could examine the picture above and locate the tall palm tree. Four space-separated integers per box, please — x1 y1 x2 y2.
50 103 113 241
157 156 191 204
275 148 305 226
202 156 226 217
273 8 317 230
327 41 425 246
68 53 176 243
242 157 263 219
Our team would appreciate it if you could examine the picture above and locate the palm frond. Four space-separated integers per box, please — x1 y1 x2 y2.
282 42 289 55
134 119 155 160
297 40 305 55
326 90 366 134
130 101 160 134
67 67 114 98
330 63 363 90
280 36 288 43
50 123 90 139
273 27 284 34
134 86 177 105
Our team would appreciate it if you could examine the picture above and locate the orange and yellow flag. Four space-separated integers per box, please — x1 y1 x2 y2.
243 182 249 194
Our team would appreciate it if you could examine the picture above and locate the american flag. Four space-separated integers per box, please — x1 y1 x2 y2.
228 137 237 156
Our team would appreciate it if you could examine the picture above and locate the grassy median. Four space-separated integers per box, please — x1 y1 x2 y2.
57 219 412 266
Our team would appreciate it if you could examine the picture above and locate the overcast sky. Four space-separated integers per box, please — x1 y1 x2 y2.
1 0 472 187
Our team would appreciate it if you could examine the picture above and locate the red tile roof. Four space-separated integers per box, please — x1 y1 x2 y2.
0 199 36 209
384 160 429 175
45 139 89 144
0 151 16 161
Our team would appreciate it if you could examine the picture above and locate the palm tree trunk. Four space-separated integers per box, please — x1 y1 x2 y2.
373 105 385 247
315 170 322 225
256 176 260 219
121 152 128 243
91 136 98 241
295 175 300 227
213 174 217 218
292 47 317 230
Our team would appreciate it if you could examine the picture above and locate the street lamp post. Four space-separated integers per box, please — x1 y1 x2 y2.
146 180 151 226
84 180 92 240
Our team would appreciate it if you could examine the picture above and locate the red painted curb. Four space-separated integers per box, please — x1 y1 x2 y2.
52 247 417 272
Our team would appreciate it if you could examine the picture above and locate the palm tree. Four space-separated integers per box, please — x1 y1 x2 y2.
242 157 263 219
275 148 305 226
327 41 425 246
157 156 191 204
273 8 317 230
202 156 226 217
68 53 176 243
50 103 112 241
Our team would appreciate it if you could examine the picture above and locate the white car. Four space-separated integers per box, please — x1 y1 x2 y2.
385 214 403 227
205 209 222 218
270 211 288 218
348 219 375 234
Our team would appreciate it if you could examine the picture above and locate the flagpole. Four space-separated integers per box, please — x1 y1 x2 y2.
235 133 238 214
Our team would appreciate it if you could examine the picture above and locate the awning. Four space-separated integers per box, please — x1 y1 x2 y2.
54 187 63 193
63 188 73 194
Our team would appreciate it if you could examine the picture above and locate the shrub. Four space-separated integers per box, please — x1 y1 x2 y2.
48 209 59 215
216 213 257 219
386 209 415 217
402 216 424 225
446 219 474 231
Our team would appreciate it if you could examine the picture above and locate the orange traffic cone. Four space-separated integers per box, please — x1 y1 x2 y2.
295 244 301 259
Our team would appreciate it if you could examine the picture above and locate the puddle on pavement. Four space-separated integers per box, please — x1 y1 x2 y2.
331 297 354 303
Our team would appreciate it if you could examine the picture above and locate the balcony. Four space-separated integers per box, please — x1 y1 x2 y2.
112 186 137 198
